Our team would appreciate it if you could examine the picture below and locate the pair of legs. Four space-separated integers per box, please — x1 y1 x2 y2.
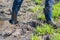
9 0 56 26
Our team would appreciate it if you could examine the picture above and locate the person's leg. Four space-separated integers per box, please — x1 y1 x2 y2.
44 0 54 21
9 0 23 24
44 0 57 28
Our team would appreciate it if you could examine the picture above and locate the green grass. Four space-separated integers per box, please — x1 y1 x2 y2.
31 24 55 40
55 28 60 34
51 33 60 40
31 24 60 40
31 35 40 40
33 0 44 5
28 5 45 20
29 5 40 13
53 2 60 20
35 24 55 35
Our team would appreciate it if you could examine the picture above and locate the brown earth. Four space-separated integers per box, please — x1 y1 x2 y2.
0 0 37 40
0 0 60 40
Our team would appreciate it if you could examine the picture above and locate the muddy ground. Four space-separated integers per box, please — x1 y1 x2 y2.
0 0 41 40
0 0 60 40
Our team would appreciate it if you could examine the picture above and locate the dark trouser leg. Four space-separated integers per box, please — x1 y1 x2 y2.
10 0 23 24
44 0 57 29
44 0 54 21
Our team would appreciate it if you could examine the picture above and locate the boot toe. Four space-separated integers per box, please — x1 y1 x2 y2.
9 20 18 24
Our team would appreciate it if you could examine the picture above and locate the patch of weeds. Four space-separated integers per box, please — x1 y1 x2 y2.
29 5 42 13
53 2 60 20
28 4 45 20
30 5 40 13
51 33 60 40
35 24 55 35
31 35 40 40
33 0 44 5
55 28 60 34
35 6 45 20
37 13 45 20
31 24 55 40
